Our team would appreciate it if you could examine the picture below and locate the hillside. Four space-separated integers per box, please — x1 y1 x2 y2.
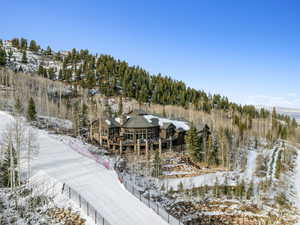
0 38 291 119
0 111 170 225
1 37 300 225
0 37 299 143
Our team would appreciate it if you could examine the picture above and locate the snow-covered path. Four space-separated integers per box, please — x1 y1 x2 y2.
0 111 168 225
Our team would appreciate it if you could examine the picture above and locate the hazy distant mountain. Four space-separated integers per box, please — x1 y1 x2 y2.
276 107 300 123
258 105 300 123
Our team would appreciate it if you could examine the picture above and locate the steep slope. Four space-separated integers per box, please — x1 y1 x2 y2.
0 111 169 225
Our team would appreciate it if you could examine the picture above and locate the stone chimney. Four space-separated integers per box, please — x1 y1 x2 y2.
119 114 127 126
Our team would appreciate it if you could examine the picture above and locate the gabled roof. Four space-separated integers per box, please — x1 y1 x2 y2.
123 115 158 128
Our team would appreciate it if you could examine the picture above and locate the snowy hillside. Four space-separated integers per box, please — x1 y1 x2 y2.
1 40 62 74
0 111 169 225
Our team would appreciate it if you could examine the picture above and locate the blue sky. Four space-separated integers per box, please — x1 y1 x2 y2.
1 0 300 108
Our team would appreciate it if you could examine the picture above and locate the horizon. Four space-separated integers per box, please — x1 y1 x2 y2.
1 0 300 109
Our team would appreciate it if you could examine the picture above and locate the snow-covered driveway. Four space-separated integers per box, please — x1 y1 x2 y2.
0 111 168 225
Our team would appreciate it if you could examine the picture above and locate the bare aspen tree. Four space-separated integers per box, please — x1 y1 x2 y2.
9 140 15 191
26 128 38 183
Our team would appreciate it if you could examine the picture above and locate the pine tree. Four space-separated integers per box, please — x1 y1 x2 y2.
209 136 219 166
22 50 28 63
246 180 254 200
178 181 184 193
20 38 27 50
11 38 20 48
29 40 38 52
185 123 201 161
0 48 6 66
168 186 174 194
38 65 44 76
43 68 48 78
291 118 298 128
45 46 52 55
79 103 88 128
18 65 23 72
58 69 63 80
7 49 13 62
14 97 23 115
48 68 55 80
27 97 37 121
238 179 246 199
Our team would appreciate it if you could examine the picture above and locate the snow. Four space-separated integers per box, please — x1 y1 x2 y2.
163 171 239 190
115 117 121 124
162 149 259 191
0 111 169 225
105 119 111 125
2 40 62 75
295 149 300 209
267 147 280 180
243 150 258 182
38 115 73 130
29 171 96 225
144 115 190 131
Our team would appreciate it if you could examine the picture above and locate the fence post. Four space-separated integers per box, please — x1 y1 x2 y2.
168 214 169 223
69 187 71 199
87 201 89 216
103 217 104 225
157 203 159 215
139 192 141 201
79 194 81 208
95 210 97 224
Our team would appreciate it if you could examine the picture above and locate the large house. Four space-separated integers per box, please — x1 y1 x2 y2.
90 110 191 154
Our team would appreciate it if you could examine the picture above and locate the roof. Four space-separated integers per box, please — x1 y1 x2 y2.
127 109 148 116
123 115 158 128
92 118 120 128
106 118 120 128
143 115 190 131
161 122 175 129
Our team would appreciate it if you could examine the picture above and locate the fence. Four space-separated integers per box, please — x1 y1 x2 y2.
67 139 111 169
121 177 185 225
65 139 183 224
62 183 112 225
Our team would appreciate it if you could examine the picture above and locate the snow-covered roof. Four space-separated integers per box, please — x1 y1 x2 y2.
144 115 190 131
105 119 111 125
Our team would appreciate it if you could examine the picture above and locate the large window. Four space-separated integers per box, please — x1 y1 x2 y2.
124 127 158 141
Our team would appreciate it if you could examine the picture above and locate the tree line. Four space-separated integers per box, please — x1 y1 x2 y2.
1 37 295 127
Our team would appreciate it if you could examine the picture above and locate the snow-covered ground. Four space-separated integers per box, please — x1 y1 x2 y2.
294 147 300 209
161 149 258 191
0 111 169 225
